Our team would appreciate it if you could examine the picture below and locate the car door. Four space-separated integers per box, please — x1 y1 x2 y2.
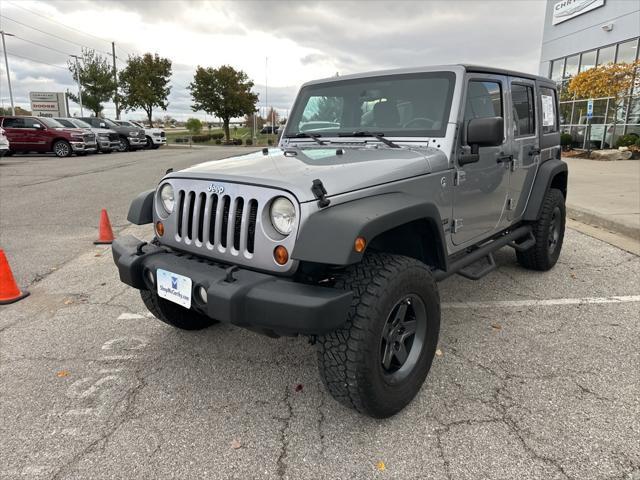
507 78 539 221
452 75 510 246
22 118 48 151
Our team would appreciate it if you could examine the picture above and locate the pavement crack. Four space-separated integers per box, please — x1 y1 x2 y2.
275 385 293 479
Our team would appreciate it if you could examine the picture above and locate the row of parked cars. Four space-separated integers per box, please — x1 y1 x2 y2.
0 115 166 157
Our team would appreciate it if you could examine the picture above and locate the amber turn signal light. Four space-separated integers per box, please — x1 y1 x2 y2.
354 236 366 253
274 245 289 265
155 221 164 236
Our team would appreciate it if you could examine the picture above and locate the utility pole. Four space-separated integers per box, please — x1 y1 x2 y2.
111 42 120 119
265 56 269 141
70 54 84 116
1 30 15 115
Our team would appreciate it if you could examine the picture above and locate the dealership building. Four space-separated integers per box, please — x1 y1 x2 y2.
539 0 640 148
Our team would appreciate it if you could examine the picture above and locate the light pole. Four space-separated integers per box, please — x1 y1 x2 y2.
0 30 15 115
70 54 84 116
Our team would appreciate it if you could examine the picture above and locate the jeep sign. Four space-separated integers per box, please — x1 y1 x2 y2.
29 92 69 118
552 0 605 25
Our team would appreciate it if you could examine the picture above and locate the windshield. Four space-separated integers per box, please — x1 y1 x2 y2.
286 72 455 138
102 118 119 128
39 117 64 128
71 119 91 128
55 118 75 128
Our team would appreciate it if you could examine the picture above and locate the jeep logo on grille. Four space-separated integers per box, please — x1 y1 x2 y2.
207 183 224 194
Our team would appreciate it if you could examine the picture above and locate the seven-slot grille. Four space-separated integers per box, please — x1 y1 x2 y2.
176 189 259 255
108 133 119 141
84 133 96 143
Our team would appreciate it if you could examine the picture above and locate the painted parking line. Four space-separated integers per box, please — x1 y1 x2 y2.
442 295 640 309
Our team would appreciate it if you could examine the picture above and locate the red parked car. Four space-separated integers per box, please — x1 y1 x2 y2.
0 116 97 157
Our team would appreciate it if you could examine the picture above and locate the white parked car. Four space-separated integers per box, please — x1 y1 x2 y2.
0 127 9 155
116 120 166 149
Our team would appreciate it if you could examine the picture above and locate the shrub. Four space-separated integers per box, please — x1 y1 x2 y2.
635 137 640 147
233 138 242 145
215 139 222 145
615 134 638 148
191 134 210 143
267 139 273 146
245 138 253 146
560 133 572 147
211 133 224 140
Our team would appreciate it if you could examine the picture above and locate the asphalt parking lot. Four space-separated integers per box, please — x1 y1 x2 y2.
1 148 639 479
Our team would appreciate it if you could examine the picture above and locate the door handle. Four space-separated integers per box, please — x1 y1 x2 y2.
528 148 541 156
497 155 513 163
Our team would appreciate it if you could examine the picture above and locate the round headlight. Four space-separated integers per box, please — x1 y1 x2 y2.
270 197 296 235
159 183 174 214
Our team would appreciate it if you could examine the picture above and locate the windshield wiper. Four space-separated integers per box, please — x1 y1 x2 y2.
284 132 327 146
338 131 400 148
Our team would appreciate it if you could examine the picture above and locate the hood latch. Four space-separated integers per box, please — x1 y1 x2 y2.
311 179 330 208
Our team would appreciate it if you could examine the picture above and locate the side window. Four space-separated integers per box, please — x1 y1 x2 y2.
24 118 42 128
511 84 535 137
464 80 503 123
3 117 25 128
540 87 558 134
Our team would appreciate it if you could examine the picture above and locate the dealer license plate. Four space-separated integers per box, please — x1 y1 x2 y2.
157 269 192 309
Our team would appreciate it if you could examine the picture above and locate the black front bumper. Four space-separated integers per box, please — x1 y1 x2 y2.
112 236 352 336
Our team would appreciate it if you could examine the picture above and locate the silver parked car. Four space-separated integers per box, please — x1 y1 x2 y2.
55 117 120 154
113 64 566 418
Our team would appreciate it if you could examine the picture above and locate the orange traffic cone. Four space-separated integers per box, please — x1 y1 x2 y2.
94 209 115 245
0 249 29 305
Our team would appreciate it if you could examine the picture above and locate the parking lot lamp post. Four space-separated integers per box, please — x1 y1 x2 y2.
70 54 84 116
0 30 15 115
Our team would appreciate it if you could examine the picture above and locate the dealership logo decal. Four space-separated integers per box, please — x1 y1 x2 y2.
171 276 178 289
552 0 604 25
207 183 225 194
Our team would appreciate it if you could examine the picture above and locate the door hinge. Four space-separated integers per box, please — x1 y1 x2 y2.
452 218 463 233
506 198 516 210
454 170 466 186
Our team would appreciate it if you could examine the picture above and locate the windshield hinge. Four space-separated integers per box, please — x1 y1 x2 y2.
311 179 331 208
454 170 466 186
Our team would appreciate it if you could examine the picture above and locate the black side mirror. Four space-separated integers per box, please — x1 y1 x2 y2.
467 116 503 149
460 116 504 166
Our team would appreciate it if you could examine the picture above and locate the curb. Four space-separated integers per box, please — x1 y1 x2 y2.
567 205 640 240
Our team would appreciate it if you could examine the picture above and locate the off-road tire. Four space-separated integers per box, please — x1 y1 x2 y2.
317 253 440 418
140 290 218 330
517 188 565 271
53 140 72 157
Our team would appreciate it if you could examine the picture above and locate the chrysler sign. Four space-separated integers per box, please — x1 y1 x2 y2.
29 92 69 118
552 0 605 25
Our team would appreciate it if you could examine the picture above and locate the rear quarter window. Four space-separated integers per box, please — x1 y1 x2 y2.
540 87 558 134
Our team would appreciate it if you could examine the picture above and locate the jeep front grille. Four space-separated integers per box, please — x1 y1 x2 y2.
176 190 258 255
158 179 299 272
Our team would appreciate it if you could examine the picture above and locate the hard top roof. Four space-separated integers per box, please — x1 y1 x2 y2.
301 64 554 87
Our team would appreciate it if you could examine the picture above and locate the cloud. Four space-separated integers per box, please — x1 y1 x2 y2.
0 0 546 120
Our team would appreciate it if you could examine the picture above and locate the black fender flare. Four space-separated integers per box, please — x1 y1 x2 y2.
127 190 154 225
523 159 568 221
292 192 447 267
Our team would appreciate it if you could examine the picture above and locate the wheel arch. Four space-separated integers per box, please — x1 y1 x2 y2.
292 193 448 270
523 159 568 221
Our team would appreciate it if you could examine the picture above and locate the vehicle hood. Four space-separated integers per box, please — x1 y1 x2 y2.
92 127 116 134
57 128 88 135
145 127 164 134
169 146 447 202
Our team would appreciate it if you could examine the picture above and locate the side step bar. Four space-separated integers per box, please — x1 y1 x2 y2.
433 225 533 282
458 253 496 280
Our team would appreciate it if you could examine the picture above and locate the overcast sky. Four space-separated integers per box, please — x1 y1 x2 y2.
0 0 547 121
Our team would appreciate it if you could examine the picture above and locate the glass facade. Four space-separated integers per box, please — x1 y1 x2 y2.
547 37 639 148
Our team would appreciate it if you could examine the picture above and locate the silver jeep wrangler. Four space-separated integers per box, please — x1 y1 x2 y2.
113 65 567 418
